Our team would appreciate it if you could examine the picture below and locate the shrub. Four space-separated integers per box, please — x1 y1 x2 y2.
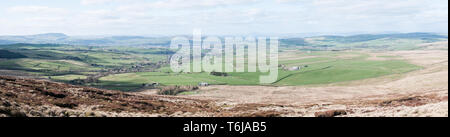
157 85 199 95
314 110 347 117
210 71 228 77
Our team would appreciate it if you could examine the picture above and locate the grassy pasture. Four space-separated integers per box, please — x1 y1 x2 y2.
0 44 168 76
97 51 422 91
0 38 437 91
49 74 88 81
0 58 99 75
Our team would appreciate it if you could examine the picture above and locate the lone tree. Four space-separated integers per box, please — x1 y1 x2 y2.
210 71 228 77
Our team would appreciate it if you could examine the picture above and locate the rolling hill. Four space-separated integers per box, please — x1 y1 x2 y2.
1 32 447 48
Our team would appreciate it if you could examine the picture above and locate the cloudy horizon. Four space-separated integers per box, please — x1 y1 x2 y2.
0 0 448 36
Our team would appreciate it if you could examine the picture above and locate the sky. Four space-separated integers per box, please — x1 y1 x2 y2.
0 0 448 36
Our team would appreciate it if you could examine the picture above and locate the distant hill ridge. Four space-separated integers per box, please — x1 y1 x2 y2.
315 32 448 43
0 32 447 46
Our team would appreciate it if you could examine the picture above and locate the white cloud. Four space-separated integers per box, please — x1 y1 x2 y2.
81 0 118 5
7 6 67 14
117 0 258 11
275 0 303 3
153 0 257 8
82 9 121 19
1 0 447 35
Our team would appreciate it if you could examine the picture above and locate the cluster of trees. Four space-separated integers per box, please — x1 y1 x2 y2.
0 50 27 59
210 71 228 77
69 77 99 85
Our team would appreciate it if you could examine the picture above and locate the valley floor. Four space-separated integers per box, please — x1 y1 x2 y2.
141 50 449 117
1 50 448 117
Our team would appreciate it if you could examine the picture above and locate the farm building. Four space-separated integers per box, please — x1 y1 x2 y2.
198 82 209 87
288 66 301 71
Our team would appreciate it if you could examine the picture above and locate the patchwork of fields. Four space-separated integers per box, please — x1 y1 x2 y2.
0 33 446 91
97 51 421 91
0 44 168 76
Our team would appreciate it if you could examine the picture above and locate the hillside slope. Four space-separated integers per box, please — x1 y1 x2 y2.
0 76 283 117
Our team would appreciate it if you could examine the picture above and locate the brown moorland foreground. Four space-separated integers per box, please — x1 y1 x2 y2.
1 50 448 117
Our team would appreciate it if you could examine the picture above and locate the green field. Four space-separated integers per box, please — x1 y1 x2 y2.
0 58 99 74
48 74 88 81
0 46 430 91
97 51 422 91
1 33 445 91
0 44 169 76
